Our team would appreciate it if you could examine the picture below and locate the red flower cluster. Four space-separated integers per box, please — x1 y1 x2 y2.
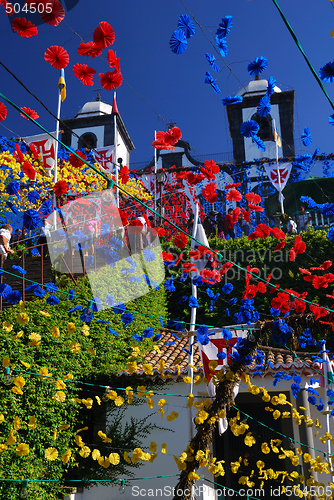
226 188 242 202
119 165 130 184
152 127 182 150
289 235 306 261
174 233 188 249
201 182 217 203
22 161 36 180
200 160 219 180
69 151 86 169
53 180 68 196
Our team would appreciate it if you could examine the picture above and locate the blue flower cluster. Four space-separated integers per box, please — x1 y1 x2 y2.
232 299 260 325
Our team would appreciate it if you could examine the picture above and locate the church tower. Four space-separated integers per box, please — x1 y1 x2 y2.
225 77 295 164
61 92 134 167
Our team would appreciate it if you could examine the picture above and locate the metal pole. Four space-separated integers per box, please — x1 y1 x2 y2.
113 95 119 208
154 131 157 223
274 119 284 215
322 344 332 471
53 88 62 229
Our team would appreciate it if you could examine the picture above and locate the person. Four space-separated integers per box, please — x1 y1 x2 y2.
287 216 297 235
38 217 52 258
83 218 98 257
238 214 250 236
0 224 14 261
186 209 194 235
223 208 235 239
203 211 216 237
216 212 225 239
298 206 312 232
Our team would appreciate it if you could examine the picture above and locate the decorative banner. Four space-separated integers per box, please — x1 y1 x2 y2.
23 132 56 171
198 328 248 434
264 162 292 192
93 146 115 175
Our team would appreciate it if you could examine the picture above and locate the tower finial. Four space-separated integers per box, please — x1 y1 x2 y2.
93 86 102 101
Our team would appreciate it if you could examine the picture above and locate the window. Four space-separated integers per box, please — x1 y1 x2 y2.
78 132 97 150
251 113 273 142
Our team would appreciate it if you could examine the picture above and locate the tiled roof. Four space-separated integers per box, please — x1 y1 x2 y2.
119 331 322 379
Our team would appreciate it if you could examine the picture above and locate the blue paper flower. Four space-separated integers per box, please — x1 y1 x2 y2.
12 265 27 275
301 127 312 147
91 297 102 312
34 286 45 298
247 56 268 76
0 283 12 298
178 295 188 304
329 114 334 126
164 277 175 292
68 288 75 301
178 14 195 38
109 328 118 336
180 272 188 282
113 303 125 314
222 283 233 294
240 120 259 138
257 95 271 117
40 198 53 217
192 275 203 287
167 318 185 331
319 61 334 82
6 290 22 305
215 35 227 57
266 76 276 96
205 53 220 72
23 209 40 230
6 181 20 196
106 294 114 307
216 15 233 39
46 294 60 305
205 71 221 93
189 296 199 308
170 29 188 54
143 249 156 262
132 334 143 342
222 328 232 339
143 327 154 338
252 134 266 152
80 307 94 323
217 352 227 360
27 190 40 204
153 333 162 342
45 282 58 293
221 95 243 106
327 227 334 242
121 312 133 328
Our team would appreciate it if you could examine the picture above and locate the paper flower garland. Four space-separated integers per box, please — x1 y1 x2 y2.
178 14 195 38
170 29 187 54
240 120 259 138
44 45 69 69
20 107 39 120
40 0 65 26
99 70 123 90
77 41 102 58
205 53 220 72
319 61 334 82
108 49 120 71
221 95 243 106
0 102 7 121
215 36 227 57
93 21 115 49
266 76 276 96
257 95 271 117
11 17 38 38
301 127 312 147
216 15 233 38
205 72 221 93
73 64 96 86
247 56 268 76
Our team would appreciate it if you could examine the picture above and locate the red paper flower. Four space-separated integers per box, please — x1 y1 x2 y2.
309 304 328 320
175 171 188 180
119 165 130 184
53 180 68 196
93 21 115 49
77 41 102 58
107 49 120 71
119 209 128 227
99 70 123 90
248 203 264 212
270 227 285 239
15 143 24 162
202 182 217 203
245 192 262 204
220 262 234 275
44 45 69 69
204 159 219 174
225 182 241 189
256 224 271 238
128 219 143 234
174 233 188 249
20 107 39 120
22 161 36 179
12 17 38 37
0 102 7 121
242 208 250 223
232 206 241 224
156 227 166 237
73 63 96 86
29 143 39 159
292 235 306 256
226 188 242 202
186 172 205 185
164 126 182 146
40 0 65 26
310 260 332 271
274 240 286 251
69 151 86 168
161 251 174 261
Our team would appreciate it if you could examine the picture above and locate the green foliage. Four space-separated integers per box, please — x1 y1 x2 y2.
163 229 334 347
0 275 168 499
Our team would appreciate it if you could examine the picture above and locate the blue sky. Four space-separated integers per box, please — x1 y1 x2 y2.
1 0 334 170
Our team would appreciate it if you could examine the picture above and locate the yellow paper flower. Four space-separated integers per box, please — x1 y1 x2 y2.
92 449 101 460
70 342 81 354
13 416 21 430
137 386 146 397
13 375 25 389
261 442 270 454
98 456 110 468
39 367 51 379
114 396 125 406
7 429 16 445
124 451 131 463
98 430 112 443
79 446 91 458
12 330 24 340
0 444 7 451
51 327 60 338
54 391 66 403
39 310 51 317
188 471 199 481
126 387 133 404
56 379 66 390
109 452 120 465
29 332 41 346
16 312 29 325
3 321 13 333
127 361 137 373
45 447 58 461
81 325 90 336
20 360 30 369
67 322 76 334
87 347 96 356
161 443 167 454
28 416 37 430
149 441 157 453
244 432 256 447
16 443 29 456
61 450 72 464
0 414 4 423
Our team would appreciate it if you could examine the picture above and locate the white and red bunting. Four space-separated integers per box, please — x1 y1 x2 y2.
264 162 292 192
